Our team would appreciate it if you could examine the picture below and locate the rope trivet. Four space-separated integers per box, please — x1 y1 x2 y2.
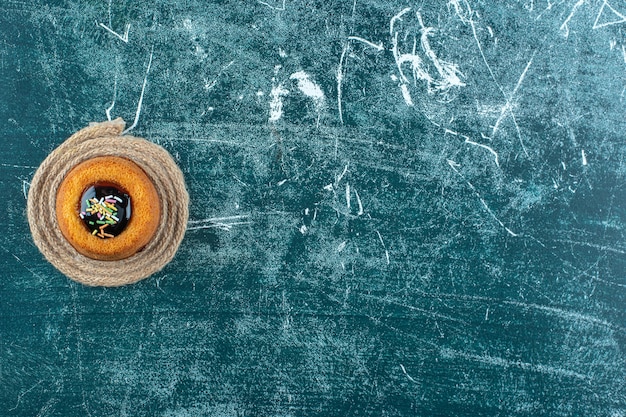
27 118 188 286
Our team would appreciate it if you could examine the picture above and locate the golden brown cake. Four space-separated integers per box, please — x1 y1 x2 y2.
56 156 160 261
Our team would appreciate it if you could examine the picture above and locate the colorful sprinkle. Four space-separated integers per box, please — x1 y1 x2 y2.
79 185 131 239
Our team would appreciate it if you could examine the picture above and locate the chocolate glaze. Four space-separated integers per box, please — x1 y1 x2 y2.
79 185 131 238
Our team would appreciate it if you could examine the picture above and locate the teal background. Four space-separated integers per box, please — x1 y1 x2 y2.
1 0 625 415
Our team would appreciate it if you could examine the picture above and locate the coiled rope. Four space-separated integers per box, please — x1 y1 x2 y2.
27 119 188 286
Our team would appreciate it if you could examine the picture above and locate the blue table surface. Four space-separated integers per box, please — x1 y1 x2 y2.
0 1 624 416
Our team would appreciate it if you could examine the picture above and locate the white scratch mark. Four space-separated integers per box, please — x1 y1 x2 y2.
581 149 588 165
448 0 472 23
390 9 464 97
204 60 235 92
9 380 44 412
337 241 347 252
375 230 390 264
257 0 286 11
299 225 308 234
122 46 154 135
441 348 589 380
188 215 251 231
22 180 30 199
491 56 533 138
593 0 626 29
399 364 417 383
289 71 326 112
153 273 168 293
510 111 529 157
390 7 412 36
468 10 505 96
188 221 251 231
364 293 468 325
98 22 130 43
448 160 518 237
354 188 364 216
189 215 250 224
337 164 349 183
399 83 414 106
465 138 500 167
10 252 44 280
105 75 117 121
392 33 429 85
390 9 428 87
269 83 289 123
560 0 585 37
503 300 625 331
347 36 384 51
416 11 466 90
485 307 490 321
337 43 349 126
480 198 518 236
1 163 37 169
554 239 626 255
447 159 461 171
345 183 351 211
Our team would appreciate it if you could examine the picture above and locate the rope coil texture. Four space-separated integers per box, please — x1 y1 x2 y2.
27 119 189 287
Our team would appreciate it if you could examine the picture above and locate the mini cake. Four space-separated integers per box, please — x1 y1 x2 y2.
56 156 160 261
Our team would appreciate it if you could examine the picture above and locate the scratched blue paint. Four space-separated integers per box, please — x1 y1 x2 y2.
0 0 624 416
